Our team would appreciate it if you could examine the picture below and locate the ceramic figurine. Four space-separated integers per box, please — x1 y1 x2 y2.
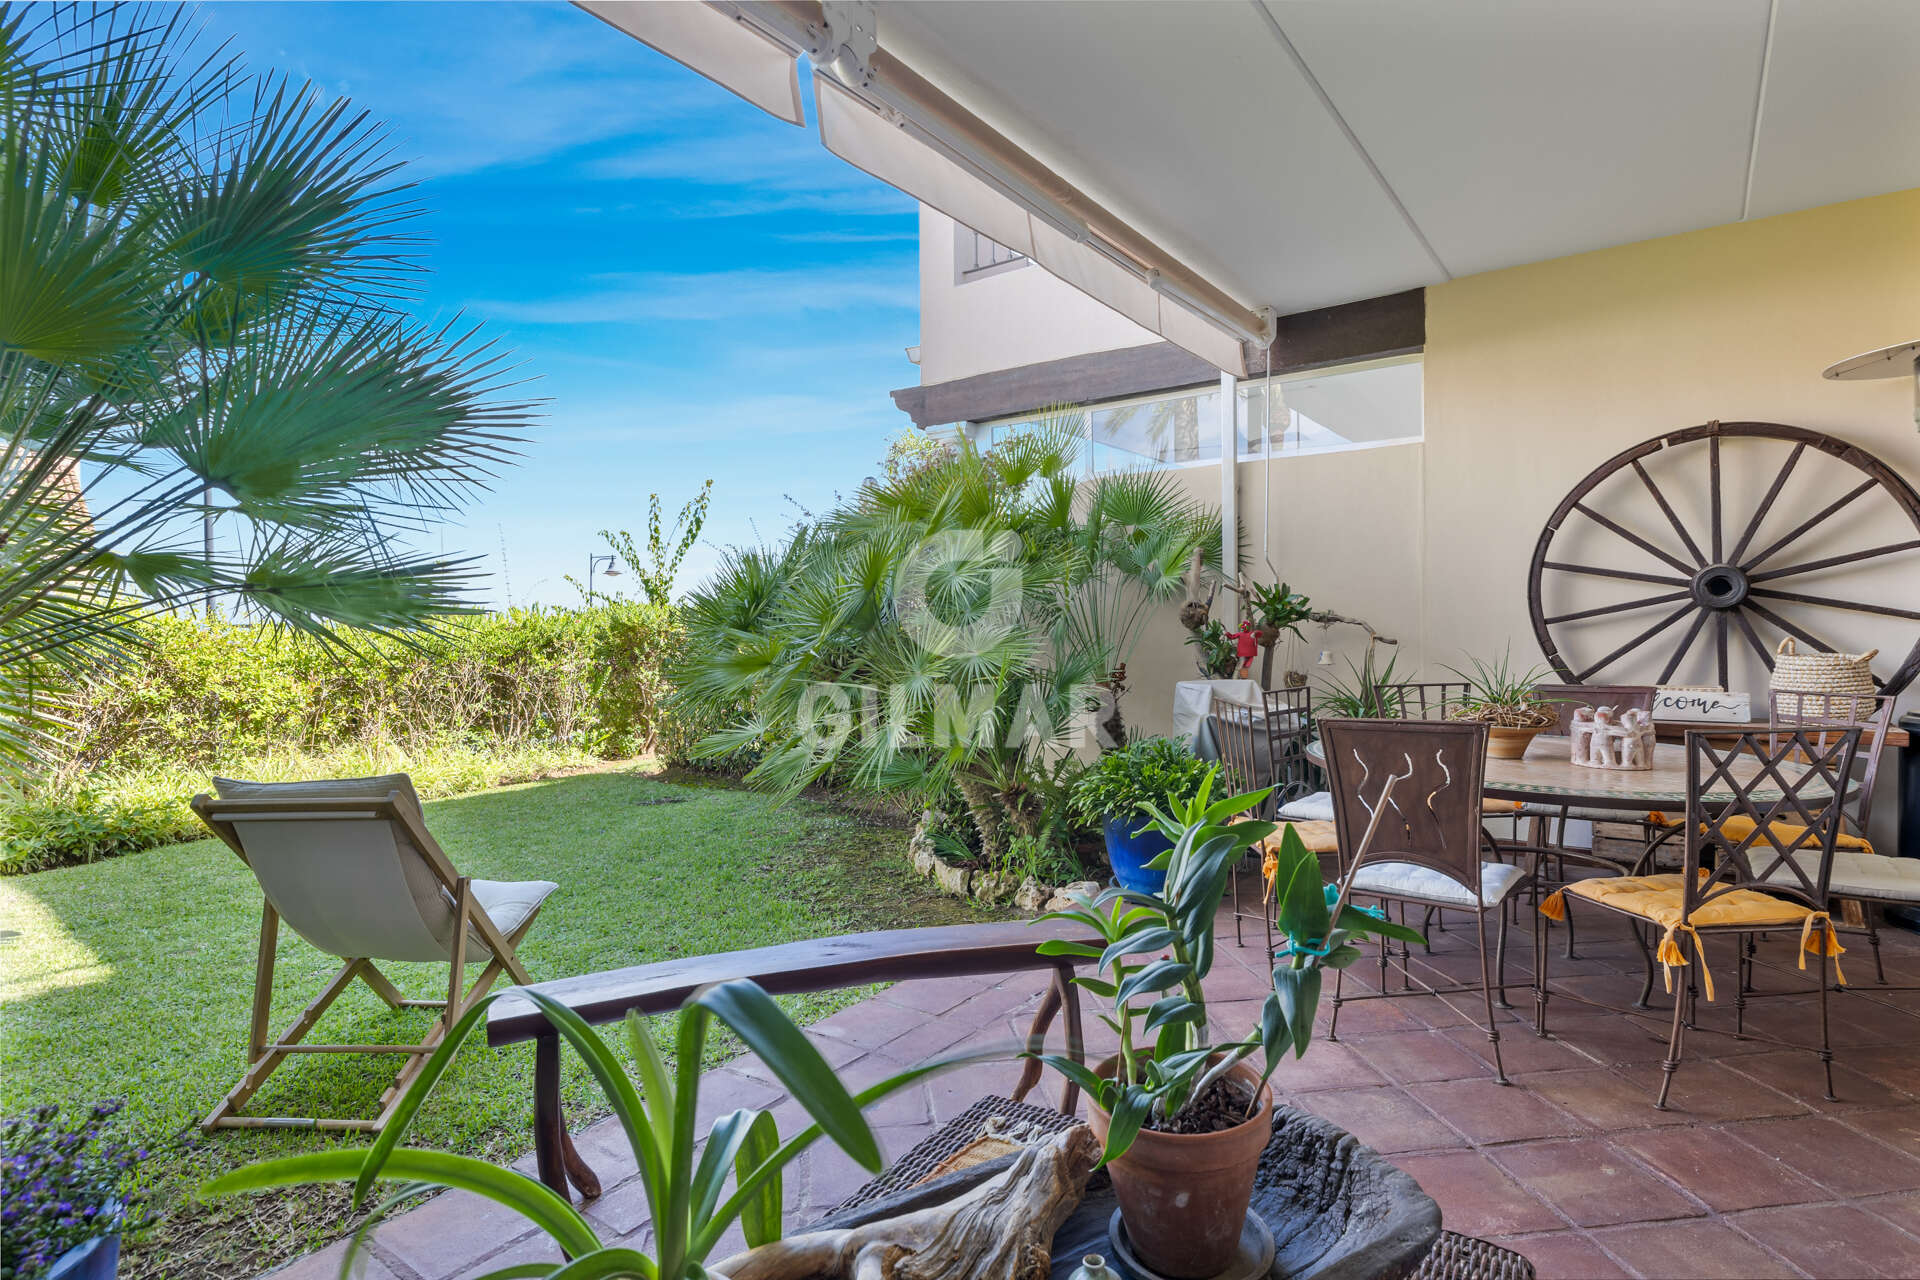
1226 619 1261 680
1569 704 1653 770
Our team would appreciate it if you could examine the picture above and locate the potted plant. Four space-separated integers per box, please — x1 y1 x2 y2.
1035 774 1423 1278
1247 581 1312 687
207 982 974 1279
1445 648 1560 759
1070 737 1215 892
1184 619 1240 678
2 1101 147 1280
1315 648 1403 718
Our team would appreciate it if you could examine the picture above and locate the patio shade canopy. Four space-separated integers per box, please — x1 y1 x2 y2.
591 0 1920 375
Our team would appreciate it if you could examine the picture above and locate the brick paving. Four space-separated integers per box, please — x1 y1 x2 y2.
265 877 1920 1279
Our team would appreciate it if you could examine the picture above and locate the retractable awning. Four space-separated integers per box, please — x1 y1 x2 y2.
588 0 1920 377
579 1 804 125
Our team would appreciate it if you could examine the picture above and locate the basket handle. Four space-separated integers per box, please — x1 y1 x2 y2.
1776 638 1796 656
1862 648 1880 663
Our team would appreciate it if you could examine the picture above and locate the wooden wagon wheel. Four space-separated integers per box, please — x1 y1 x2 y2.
1529 421 1920 697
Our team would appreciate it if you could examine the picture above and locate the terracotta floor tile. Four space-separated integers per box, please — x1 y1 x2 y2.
1843 1108 1920 1163
1592 1219 1801 1279
1537 1010 1679 1066
1520 1068 1691 1133
1348 1030 1494 1084
1444 1023 1603 1075
1726 1114 1920 1198
1724 1049 1912 1111
1408 1077 1588 1145
1862 1189 1920 1238
1491 1230 1633 1279
1614 1126 1825 1213
1732 1202 1920 1278
1492 1139 1704 1229
1611 1059 1809 1124
1392 1149 1564 1238
1298 1086 1464 1154
1835 1043 1920 1096
808 998 934 1049
1267 1038 1388 1093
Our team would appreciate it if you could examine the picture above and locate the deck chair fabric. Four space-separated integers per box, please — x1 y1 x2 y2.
193 773 555 1133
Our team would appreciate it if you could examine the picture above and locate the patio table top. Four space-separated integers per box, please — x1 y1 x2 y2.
1306 735 1831 813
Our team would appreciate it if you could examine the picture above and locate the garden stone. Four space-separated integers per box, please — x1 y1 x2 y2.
931 857 972 897
1046 880 1101 911
972 870 1020 905
1014 877 1051 912
908 813 939 878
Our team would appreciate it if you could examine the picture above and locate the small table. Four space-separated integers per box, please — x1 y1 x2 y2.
1306 735 1829 815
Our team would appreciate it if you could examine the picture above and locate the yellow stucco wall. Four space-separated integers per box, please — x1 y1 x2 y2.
1421 187 1920 700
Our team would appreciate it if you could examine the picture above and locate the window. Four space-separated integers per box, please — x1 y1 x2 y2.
974 356 1422 476
954 223 1027 282
1236 356 1423 457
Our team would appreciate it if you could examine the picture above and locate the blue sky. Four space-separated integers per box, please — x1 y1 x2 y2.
199 1 921 606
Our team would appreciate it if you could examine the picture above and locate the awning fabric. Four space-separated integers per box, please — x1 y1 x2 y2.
815 75 1248 375
580 1 804 125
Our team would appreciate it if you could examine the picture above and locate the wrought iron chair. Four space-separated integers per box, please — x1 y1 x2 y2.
1210 695 1340 950
1376 680 1469 722
1259 684 1317 804
1754 691 1900 981
1319 718 1532 1084
1536 727 1862 1106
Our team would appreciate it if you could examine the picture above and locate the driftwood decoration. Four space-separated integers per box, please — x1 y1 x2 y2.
1178 548 1215 633
712 1125 1101 1280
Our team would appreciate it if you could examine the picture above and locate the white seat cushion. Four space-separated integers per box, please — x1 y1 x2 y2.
1765 852 1920 905
1349 859 1527 909
1277 791 1335 822
467 879 559 954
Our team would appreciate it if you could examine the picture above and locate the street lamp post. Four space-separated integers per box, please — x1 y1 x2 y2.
587 553 620 598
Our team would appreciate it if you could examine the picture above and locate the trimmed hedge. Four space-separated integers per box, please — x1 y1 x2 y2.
4 604 731 873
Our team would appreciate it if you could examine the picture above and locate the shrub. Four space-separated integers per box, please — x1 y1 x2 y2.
1070 736 1217 829
0 1100 149 1280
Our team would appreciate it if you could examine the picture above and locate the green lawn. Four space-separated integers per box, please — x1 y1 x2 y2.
0 767 1004 1278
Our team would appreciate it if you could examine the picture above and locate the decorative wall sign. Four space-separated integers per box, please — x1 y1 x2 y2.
1652 687 1751 722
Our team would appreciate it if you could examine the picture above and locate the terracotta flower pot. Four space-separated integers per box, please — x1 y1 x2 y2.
1085 1056 1273 1278
1484 724 1550 759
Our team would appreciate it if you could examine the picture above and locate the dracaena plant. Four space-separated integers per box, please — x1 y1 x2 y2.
205 981 967 1280
1031 770 1423 1164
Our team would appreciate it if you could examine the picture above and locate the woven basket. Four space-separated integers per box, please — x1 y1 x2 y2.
1771 637 1877 716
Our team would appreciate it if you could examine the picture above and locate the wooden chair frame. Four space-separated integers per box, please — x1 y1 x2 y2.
191 792 545 1134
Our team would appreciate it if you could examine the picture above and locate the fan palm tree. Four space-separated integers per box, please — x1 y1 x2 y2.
0 4 535 773
677 418 1221 860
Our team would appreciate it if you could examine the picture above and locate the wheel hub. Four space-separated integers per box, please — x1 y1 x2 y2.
1691 563 1750 610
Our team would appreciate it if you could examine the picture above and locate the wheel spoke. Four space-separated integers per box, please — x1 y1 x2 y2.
1750 587 1920 622
1543 589 1692 626
1730 608 1773 670
1630 459 1707 565
1572 504 1695 573
1747 539 1920 584
1742 478 1878 572
1542 561 1689 587
1743 598 1840 655
1726 442 1804 565
1715 612 1729 691
1573 603 1696 682
1657 608 1712 684
1709 433 1723 564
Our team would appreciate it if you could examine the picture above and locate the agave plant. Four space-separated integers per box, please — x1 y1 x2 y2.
206 981 970 1279
0 4 534 773
675 418 1221 862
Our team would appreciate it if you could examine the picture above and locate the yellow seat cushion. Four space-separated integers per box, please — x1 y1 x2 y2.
1644 810 1871 853
1540 873 1843 999
1715 814 1874 855
1483 798 1523 815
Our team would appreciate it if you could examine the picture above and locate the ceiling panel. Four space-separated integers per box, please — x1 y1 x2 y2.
1272 0 1770 277
879 0 1444 315
1746 0 1920 220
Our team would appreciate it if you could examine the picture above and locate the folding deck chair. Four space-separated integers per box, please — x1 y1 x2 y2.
191 773 556 1133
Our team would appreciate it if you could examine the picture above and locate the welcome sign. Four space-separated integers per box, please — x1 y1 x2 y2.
1652 687 1751 722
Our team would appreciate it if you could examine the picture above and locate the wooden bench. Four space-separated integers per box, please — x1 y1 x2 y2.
486 921 1103 1201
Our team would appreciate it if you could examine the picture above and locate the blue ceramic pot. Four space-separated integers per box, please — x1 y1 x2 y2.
1103 816 1172 893
46 1227 120 1280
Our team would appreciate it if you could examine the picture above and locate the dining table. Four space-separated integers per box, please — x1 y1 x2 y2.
1304 732 1833 816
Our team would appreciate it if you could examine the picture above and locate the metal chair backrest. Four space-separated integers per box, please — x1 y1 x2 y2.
1259 684 1314 801
1321 718 1489 895
1376 680 1469 722
200 774 464 964
1532 683 1656 736
1767 690 1896 836
1683 727 1863 915
1209 696 1276 819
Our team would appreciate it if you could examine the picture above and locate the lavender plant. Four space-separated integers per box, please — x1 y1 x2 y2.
1 1102 147 1280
